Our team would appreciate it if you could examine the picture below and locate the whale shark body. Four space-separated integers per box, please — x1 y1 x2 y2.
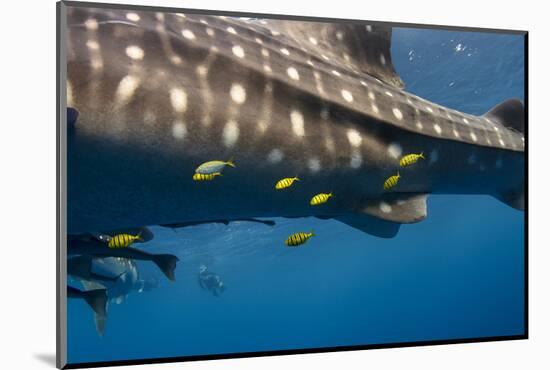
65 6 524 238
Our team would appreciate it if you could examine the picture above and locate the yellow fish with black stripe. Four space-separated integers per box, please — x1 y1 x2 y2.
275 176 300 190
383 172 401 190
193 172 222 181
310 192 333 206
285 231 314 247
108 232 143 248
399 152 425 167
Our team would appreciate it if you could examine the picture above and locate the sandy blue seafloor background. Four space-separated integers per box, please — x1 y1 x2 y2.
67 26 525 363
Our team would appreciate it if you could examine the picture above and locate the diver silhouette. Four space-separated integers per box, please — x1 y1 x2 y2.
198 265 226 297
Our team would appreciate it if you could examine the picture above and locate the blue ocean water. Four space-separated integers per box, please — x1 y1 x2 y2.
67 27 525 364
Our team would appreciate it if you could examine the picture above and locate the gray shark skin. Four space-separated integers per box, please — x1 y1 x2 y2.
66 7 524 238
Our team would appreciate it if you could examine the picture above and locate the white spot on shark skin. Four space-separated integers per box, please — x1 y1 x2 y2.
254 37 263 44
313 71 325 95
366 25 373 32
230 83 246 105
453 129 460 138
156 12 165 21
463 117 470 124
325 137 335 152
181 29 196 40
267 148 284 163
290 110 305 137
307 59 314 66
263 63 272 74
467 153 477 165
287 67 300 81
222 120 239 148
308 158 321 173
126 12 140 22
387 143 403 159
368 91 376 100
91 57 103 70
143 110 156 125
206 28 215 37
336 31 345 40
115 75 140 105
429 149 439 164
470 132 478 142
257 120 269 133
499 138 505 147
392 108 403 120
66 81 73 105
227 26 237 34
170 55 182 65
379 202 392 214
426 106 434 113
261 48 270 58
371 104 379 114
175 13 186 19
172 120 187 140
199 19 209 25
433 124 442 135
321 54 330 61
170 88 187 113
385 91 393 97
309 36 318 45
360 80 369 87
85 18 98 30
280 48 290 56
232 45 245 58
380 54 386 65
332 70 341 77
86 40 99 50
271 30 281 36
347 129 362 147
350 150 362 168
416 121 423 130
196 65 208 77
341 90 354 102
126 45 144 60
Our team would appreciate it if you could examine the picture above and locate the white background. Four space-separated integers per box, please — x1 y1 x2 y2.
0 0 547 369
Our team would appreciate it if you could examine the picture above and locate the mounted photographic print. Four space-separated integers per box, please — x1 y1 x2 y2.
56 1 527 368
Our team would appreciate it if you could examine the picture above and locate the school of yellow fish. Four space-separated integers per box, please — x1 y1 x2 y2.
187 152 426 248
95 153 425 249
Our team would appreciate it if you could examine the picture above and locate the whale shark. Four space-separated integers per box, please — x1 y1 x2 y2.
64 5 524 238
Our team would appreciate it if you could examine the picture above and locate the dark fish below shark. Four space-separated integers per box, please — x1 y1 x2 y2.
65 6 524 238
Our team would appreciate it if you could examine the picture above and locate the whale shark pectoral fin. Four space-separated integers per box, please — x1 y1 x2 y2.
334 214 401 238
361 193 428 224
483 99 525 133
